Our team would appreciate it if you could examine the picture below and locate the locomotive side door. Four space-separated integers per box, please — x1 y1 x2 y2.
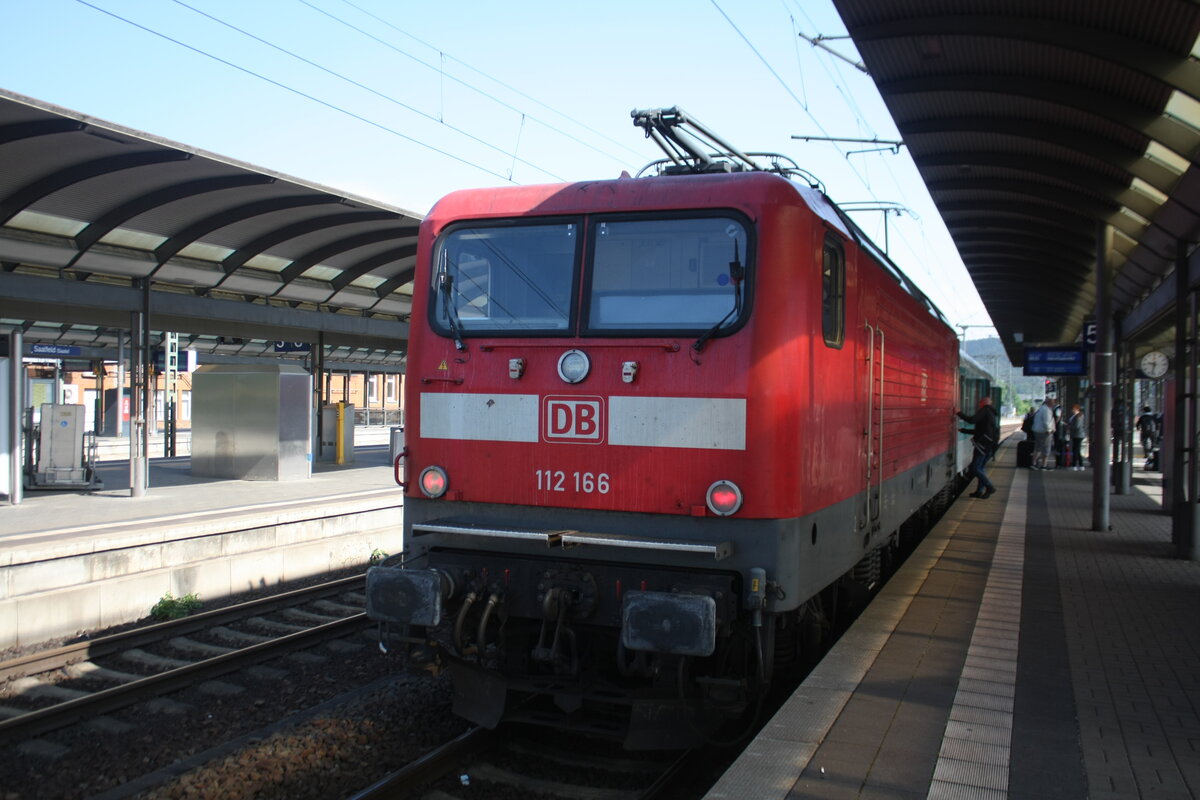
863 320 884 527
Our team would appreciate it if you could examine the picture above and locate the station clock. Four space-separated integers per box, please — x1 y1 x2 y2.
1140 350 1169 378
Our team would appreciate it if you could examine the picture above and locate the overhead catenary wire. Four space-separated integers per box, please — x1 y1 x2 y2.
71 0 647 190
785 0 880 157
710 0 873 194
784 9 812 110
757 0 987 330
709 0 811 114
164 0 568 183
72 0 518 184
316 0 646 166
782 0 979 312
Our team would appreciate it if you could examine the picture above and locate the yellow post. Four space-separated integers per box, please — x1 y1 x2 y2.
336 401 346 465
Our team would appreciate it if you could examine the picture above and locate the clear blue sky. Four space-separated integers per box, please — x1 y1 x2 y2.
1 0 995 337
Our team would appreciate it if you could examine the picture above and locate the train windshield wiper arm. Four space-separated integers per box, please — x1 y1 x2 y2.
438 253 466 351
692 242 744 353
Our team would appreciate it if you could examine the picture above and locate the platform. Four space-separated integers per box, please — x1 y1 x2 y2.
707 441 1199 800
0 432 405 650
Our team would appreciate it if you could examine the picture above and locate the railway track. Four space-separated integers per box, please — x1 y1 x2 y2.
349 723 703 800
0 573 371 746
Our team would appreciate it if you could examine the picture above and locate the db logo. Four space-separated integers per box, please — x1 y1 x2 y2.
543 396 605 444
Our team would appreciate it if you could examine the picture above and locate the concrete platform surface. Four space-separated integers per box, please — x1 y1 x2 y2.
0 440 405 650
3 444 399 555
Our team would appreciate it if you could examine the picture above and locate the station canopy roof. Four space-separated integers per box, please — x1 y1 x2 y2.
833 0 1200 365
0 89 421 369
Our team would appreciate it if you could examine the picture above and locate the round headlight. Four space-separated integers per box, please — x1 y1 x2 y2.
419 466 449 498
706 480 743 516
557 349 591 384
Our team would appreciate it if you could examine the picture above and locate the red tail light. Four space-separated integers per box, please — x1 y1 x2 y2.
419 466 449 498
706 480 743 516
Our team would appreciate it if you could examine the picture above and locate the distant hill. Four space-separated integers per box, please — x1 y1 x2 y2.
964 338 1006 359
963 337 1046 403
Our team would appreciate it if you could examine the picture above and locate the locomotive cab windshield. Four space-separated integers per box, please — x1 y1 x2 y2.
433 221 578 335
430 213 752 339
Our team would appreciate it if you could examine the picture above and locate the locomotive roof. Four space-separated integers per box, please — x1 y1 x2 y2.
427 170 798 220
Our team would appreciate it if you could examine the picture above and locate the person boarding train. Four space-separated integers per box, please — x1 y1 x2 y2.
957 396 999 499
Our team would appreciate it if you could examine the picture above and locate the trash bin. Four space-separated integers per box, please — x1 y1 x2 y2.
318 403 355 463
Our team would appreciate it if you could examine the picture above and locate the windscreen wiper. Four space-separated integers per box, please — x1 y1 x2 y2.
438 252 466 351
692 242 744 353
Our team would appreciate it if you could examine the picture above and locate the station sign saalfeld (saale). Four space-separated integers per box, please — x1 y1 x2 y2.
29 343 81 357
1023 346 1087 376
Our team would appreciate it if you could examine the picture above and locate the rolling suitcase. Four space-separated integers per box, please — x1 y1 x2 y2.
1017 439 1034 468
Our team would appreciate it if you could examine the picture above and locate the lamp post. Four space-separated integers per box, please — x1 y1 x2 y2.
956 324 996 340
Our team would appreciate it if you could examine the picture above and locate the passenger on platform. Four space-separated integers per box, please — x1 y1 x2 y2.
1031 397 1057 470
1052 400 1067 468
1066 403 1087 471
957 396 999 498
1136 406 1158 458
1021 406 1035 438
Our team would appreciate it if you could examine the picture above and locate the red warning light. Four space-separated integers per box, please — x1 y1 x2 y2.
706 480 743 516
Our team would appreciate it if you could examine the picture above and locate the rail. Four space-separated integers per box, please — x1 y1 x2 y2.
346 724 695 800
0 574 369 744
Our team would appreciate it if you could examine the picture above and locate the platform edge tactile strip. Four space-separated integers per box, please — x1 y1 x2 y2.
925 469 1028 800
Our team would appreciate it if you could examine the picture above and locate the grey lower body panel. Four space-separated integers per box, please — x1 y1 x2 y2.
399 451 954 614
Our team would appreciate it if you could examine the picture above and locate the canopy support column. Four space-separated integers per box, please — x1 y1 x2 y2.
1092 223 1113 532
8 327 23 505
1175 238 1200 560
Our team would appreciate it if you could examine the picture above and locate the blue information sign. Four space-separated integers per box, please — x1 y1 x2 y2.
1023 346 1087 376
30 343 81 357
274 341 312 353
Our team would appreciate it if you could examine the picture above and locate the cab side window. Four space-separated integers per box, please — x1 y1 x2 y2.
822 233 845 347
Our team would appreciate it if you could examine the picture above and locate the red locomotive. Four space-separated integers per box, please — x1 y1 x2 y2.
368 109 965 747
